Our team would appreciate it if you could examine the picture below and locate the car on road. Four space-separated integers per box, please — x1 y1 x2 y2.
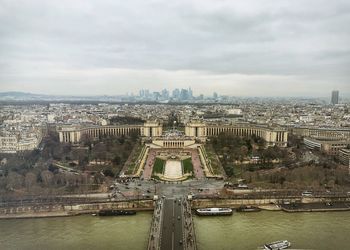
177 216 180 220
237 183 249 189
302 191 313 197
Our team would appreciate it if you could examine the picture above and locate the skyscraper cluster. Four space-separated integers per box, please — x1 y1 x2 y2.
139 88 194 101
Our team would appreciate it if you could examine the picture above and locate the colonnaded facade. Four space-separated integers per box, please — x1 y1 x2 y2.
58 120 288 147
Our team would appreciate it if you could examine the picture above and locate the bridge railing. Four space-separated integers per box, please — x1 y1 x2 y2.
182 198 197 250
147 199 163 250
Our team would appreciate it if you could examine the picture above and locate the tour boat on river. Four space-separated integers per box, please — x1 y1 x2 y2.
263 240 291 250
195 207 233 216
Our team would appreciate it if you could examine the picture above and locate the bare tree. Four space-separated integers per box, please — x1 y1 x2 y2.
6 171 23 190
40 170 54 187
25 172 37 190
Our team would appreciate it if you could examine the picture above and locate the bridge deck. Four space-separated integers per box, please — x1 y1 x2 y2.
148 197 196 250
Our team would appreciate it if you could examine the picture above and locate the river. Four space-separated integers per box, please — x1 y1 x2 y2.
0 211 349 250
194 211 350 250
0 212 152 250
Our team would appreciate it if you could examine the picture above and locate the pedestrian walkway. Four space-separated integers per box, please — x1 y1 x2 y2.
182 198 197 250
143 149 157 180
191 150 205 179
147 199 163 250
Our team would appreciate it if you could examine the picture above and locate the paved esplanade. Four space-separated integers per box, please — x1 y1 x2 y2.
160 198 184 250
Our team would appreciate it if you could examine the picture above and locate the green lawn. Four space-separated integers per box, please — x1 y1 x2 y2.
182 158 193 174
152 158 165 174
124 144 145 174
204 145 222 175
125 164 135 175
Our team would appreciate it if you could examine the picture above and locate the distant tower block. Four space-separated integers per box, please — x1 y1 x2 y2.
331 90 339 105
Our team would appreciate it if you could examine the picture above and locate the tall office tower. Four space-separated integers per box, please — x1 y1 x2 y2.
180 89 189 100
144 89 150 98
331 90 339 105
172 88 180 99
161 89 169 99
188 87 193 99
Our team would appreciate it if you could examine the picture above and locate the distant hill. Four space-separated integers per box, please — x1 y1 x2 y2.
0 91 51 100
0 91 122 102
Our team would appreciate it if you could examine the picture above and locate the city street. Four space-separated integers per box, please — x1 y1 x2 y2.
113 179 225 199
160 198 183 250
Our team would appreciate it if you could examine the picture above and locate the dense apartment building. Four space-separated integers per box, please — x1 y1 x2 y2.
0 133 42 153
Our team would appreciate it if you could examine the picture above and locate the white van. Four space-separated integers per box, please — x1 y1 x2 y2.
301 191 313 197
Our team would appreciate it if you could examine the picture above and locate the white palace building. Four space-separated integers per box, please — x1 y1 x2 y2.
58 120 288 147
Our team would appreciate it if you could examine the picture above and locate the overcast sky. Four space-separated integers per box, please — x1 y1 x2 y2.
0 0 349 97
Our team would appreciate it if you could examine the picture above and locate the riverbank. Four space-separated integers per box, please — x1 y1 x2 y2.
0 211 72 219
258 204 281 211
1 198 350 220
281 202 350 212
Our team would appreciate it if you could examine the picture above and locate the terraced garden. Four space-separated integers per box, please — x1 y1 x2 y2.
152 158 165 174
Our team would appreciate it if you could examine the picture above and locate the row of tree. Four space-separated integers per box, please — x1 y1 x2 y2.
210 133 291 177
242 164 350 189
0 129 139 195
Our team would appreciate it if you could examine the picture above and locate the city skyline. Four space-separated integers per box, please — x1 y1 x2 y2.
0 88 347 102
1 1 350 249
1 0 350 97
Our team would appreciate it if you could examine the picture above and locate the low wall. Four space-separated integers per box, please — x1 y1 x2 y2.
0 200 155 219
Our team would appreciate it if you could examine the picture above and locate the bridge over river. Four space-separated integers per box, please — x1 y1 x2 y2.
148 197 196 250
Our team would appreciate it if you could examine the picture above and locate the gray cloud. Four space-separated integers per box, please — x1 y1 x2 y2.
0 0 349 96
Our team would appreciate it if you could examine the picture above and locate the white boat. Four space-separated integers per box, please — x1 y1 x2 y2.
196 207 233 216
264 240 291 250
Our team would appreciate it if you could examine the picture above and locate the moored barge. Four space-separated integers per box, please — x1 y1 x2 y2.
98 209 136 216
196 207 233 216
236 205 261 212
